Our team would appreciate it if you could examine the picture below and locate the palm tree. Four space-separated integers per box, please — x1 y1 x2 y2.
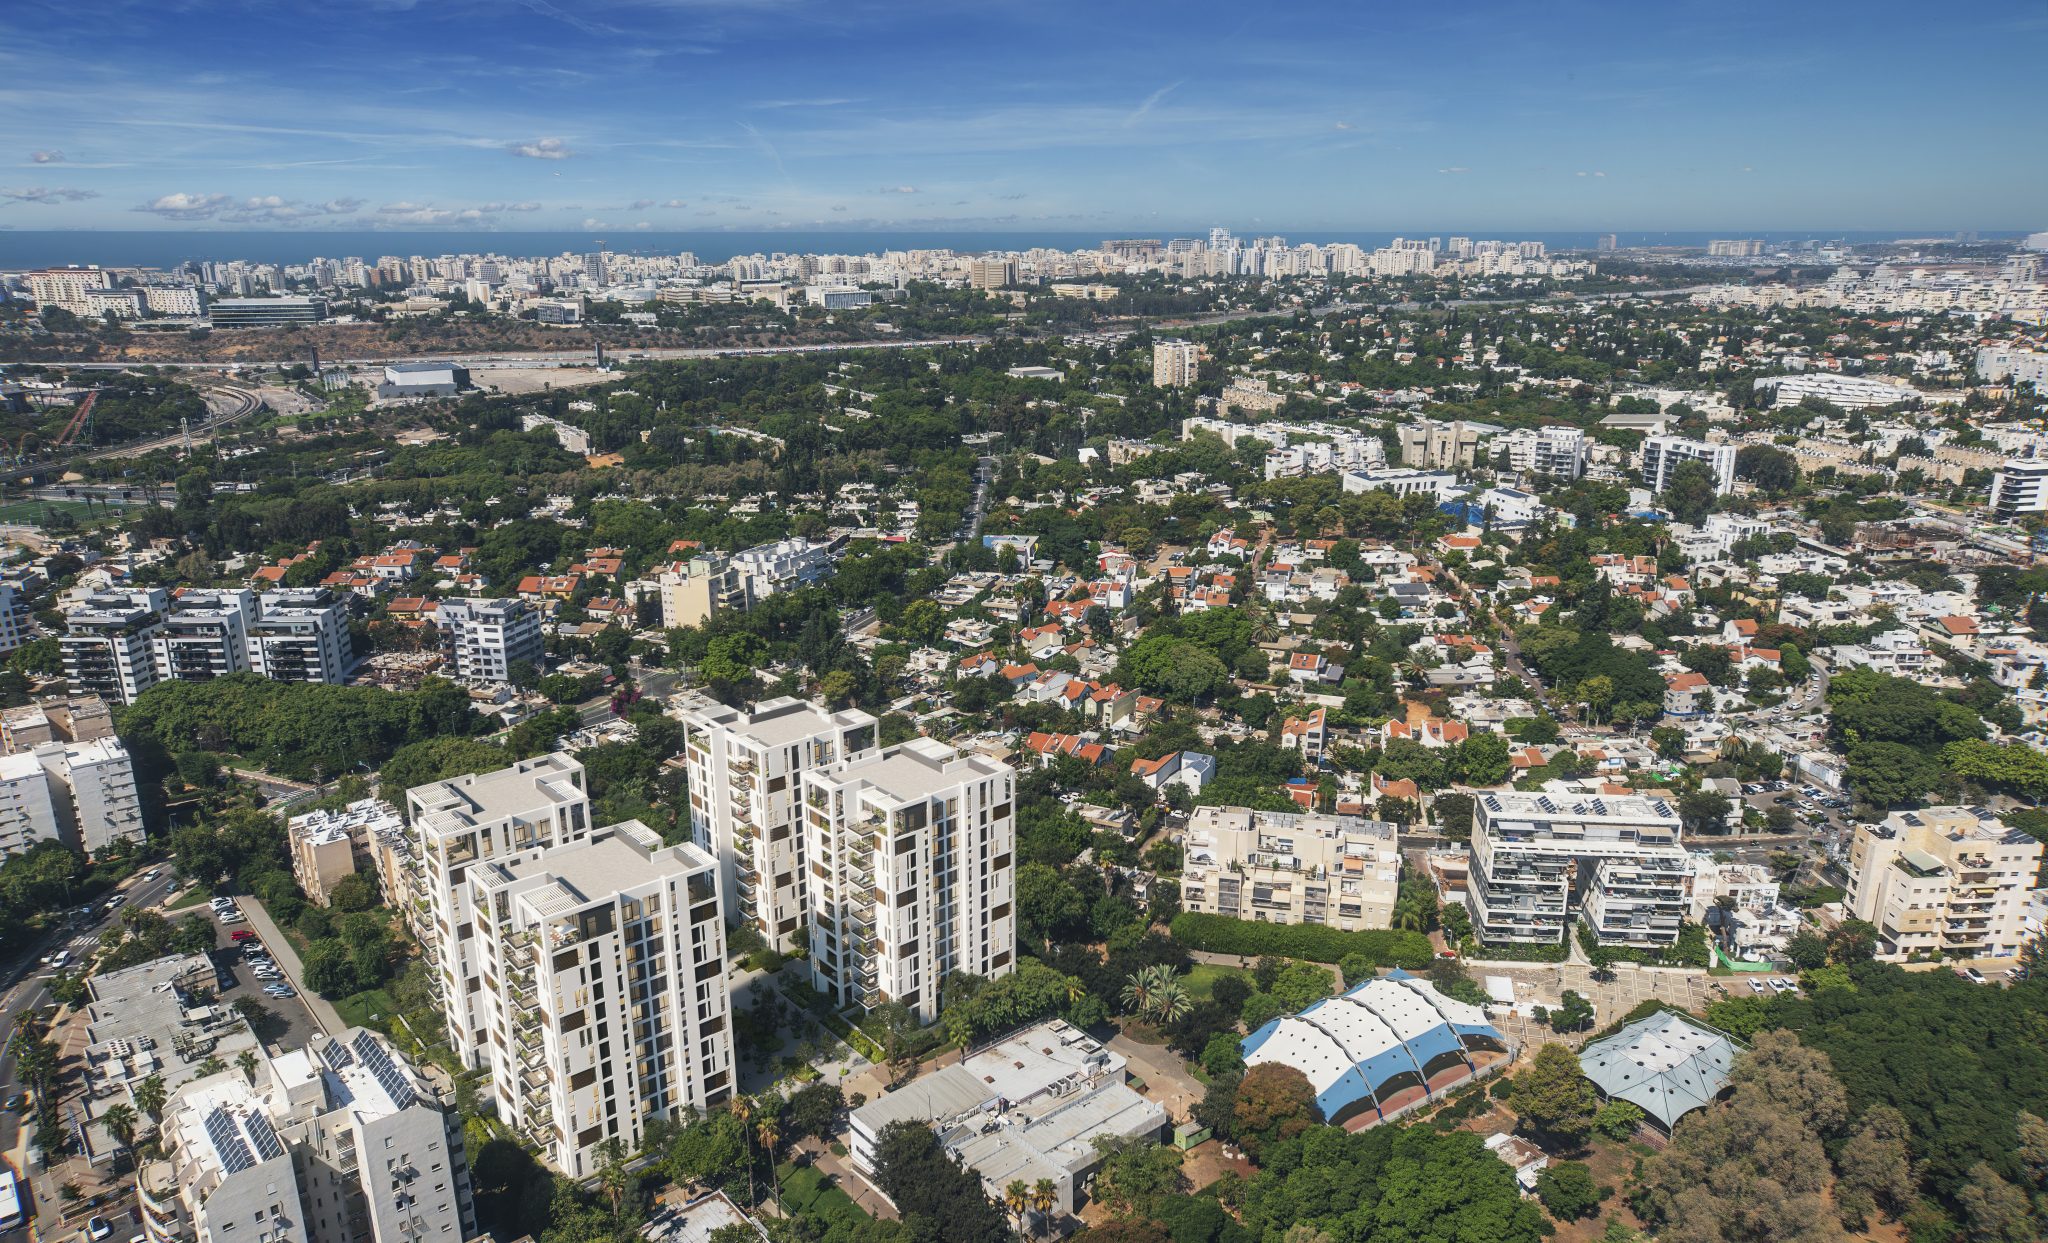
101 1103 138 1166
1119 965 1169 1017
236 1050 260 1086
134 1075 167 1122
1120 965 1193 1025
730 1096 757 1206
1147 979 1193 1025
1004 1180 1029 1236
756 1116 782 1214
1030 1178 1057 1239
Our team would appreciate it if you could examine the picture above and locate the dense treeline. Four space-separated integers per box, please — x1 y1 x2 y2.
1170 912 1436 968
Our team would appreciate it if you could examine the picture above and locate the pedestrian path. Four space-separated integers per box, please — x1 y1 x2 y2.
239 900 348 1036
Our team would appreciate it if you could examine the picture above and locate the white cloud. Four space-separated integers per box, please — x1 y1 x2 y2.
1334 121 1354 131
1437 166 1469 174
1 186 99 204
376 200 492 225
581 217 604 228
880 185 917 194
478 201 543 212
660 198 688 208
134 191 234 219
507 136 574 160
631 220 651 230
628 198 655 210
30 150 64 164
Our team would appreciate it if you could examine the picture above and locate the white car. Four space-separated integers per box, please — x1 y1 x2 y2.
218 913 246 924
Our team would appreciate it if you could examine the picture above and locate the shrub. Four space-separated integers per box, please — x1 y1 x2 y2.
1169 912 1434 968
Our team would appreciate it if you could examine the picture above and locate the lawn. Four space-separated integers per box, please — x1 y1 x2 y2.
0 498 116 528
775 1162 872 1234
1184 963 1251 1000
167 885 213 910
334 988 397 1031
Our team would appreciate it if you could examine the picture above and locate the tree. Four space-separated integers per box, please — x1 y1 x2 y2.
1736 444 1800 495
1119 964 1192 1025
236 1049 261 1085
1592 1100 1644 1142
1784 928 1829 971
1834 1104 1916 1228
1550 990 1595 1033
1087 1137 1184 1220
101 1102 138 1161
1535 1161 1605 1220
1955 1162 2035 1243
1510 1043 1596 1144
869 1120 1012 1243
1233 1063 1318 1145
134 1074 168 1121
1661 459 1721 525
1453 730 1511 786
1678 788 1732 835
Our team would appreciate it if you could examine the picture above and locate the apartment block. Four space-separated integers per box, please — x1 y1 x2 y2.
676 694 878 950
434 598 544 686
61 588 352 705
1846 806 2041 960
406 754 591 1068
1469 791 1689 949
0 580 30 657
1180 806 1400 930
463 823 733 1176
62 589 170 706
1640 434 1737 496
1152 340 1199 388
36 736 144 855
648 556 748 629
289 799 403 907
138 1028 475 1243
0 751 62 858
801 738 1016 1023
1989 460 2048 522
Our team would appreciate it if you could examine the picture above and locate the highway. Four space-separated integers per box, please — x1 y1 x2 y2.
76 384 263 462
42 336 988 373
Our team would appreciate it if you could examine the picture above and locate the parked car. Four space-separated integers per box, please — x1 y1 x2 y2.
1747 978 1768 994
230 930 257 942
1963 968 1987 984
88 1216 113 1241
219 913 246 925
263 986 295 998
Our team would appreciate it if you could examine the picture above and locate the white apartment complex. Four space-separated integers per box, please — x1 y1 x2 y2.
1153 340 1199 388
1469 791 1689 949
0 737 142 858
1497 425 1588 480
462 821 734 1176
1180 806 1401 930
1989 460 2048 522
62 588 353 704
646 556 748 630
405 753 592 1068
0 580 30 657
676 695 878 950
801 737 1016 1023
0 751 62 858
138 1028 475 1243
1846 806 2041 960
1640 435 1737 496
433 598 544 686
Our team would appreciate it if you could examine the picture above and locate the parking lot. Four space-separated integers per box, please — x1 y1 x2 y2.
193 899 326 1052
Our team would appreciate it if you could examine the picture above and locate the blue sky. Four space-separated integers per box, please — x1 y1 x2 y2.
2 0 2043 234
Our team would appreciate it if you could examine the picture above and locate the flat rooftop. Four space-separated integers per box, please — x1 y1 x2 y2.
479 821 714 915
410 752 583 829
825 737 1004 802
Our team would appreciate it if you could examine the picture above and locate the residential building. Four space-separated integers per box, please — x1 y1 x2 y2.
1152 340 1199 388
966 258 1016 290
248 589 353 683
84 955 263 1107
26 266 111 311
1496 425 1587 479
62 589 170 706
0 580 30 658
847 1019 1164 1222
138 1028 475 1243
0 751 62 859
1398 419 1487 470
1180 806 1401 929
800 738 1016 1023
1846 806 2041 960
35 736 143 855
1976 345 2048 388
289 799 403 907
1989 460 2048 522
730 539 836 599
1468 791 1689 949
155 590 256 683
649 556 748 629
406 753 592 1068
676 695 878 950
1640 435 1737 496
433 598 544 686
462 822 732 1176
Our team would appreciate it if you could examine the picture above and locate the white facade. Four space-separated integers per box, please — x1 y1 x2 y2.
433 598 544 686
248 589 353 684
62 589 170 706
0 751 63 859
1469 791 1689 949
137 1028 475 1243
63 588 351 704
677 695 878 950
36 737 144 855
730 539 836 599
407 753 592 1067
463 823 733 1176
0 580 27 658
1990 460 2048 522
1180 806 1400 930
801 738 1016 1023
1640 435 1737 496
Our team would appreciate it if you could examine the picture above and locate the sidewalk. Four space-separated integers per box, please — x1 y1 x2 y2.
239 900 347 1037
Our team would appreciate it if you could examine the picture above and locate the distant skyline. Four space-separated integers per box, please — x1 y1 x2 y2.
3 0 2045 235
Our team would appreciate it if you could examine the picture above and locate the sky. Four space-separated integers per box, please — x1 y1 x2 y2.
1 0 2044 235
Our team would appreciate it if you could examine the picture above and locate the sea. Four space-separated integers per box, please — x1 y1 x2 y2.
0 229 2012 271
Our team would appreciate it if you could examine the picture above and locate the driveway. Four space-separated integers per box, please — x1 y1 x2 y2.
1106 1032 1204 1126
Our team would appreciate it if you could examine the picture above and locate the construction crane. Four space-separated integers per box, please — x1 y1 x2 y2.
51 388 102 449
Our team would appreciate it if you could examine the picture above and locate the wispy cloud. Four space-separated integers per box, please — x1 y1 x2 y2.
747 97 858 110
659 198 688 208
880 185 916 194
736 122 789 179
1 185 98 204
133 191 233 219
1124 80 1184 126
628 198 655 209
1438 166 1469 174
507 136 574 159
378 200 495 224
477 200 542 212
29 150 64 163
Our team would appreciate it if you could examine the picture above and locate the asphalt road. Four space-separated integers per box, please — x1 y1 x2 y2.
0 867 179 1155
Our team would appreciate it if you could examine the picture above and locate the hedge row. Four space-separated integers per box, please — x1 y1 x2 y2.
1169 912 1435 968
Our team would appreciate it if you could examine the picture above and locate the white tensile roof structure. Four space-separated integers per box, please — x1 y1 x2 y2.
1239 969 1511 1128
1576 1009 1739 1129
